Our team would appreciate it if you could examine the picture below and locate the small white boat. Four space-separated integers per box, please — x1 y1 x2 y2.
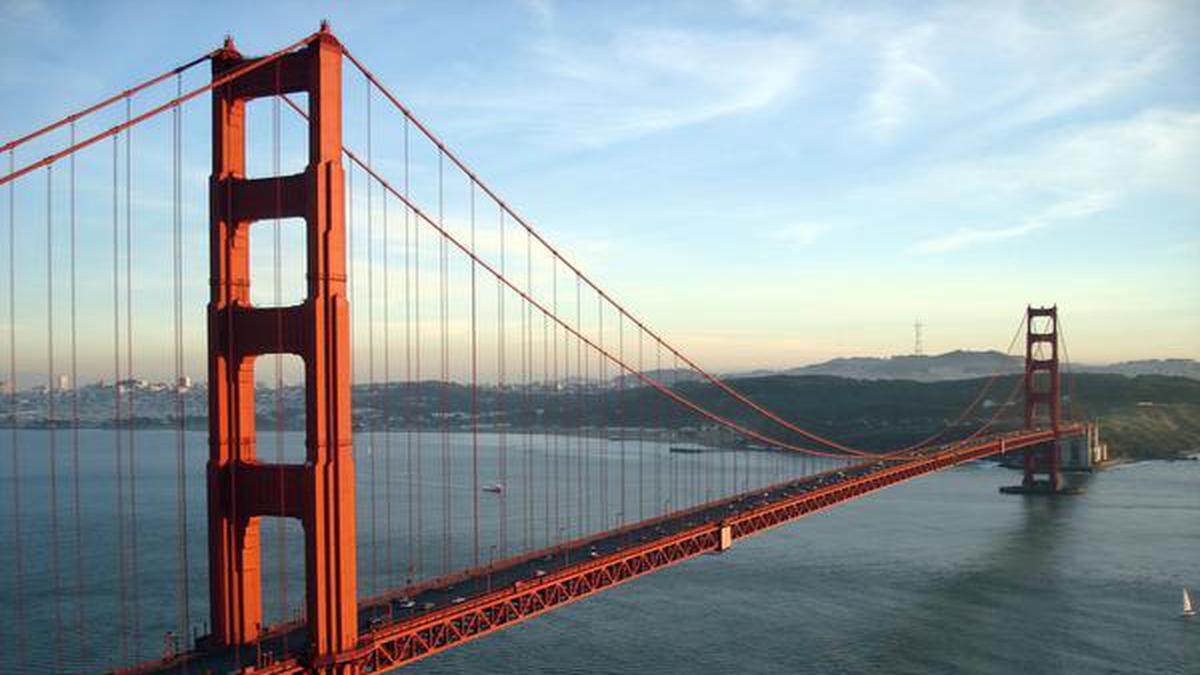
1184 588 1196 618
482 483 504 494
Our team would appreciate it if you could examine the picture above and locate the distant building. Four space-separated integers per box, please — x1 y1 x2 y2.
57 374 70 391
177 376 193 391
116 378 148 393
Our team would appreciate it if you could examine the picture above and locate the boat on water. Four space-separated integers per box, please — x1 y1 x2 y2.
669 446 706 454
482 483 505 494
1184 588 1196 618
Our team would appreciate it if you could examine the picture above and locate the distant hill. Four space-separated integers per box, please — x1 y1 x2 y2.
782 350 1021 381
1076 358 1200 380
764 351 1200 382
612 368 705 388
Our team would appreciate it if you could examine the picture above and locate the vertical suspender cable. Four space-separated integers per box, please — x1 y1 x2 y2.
637 327 644 522
586 289 595 531
541 282 550 548
654 339 662 516
469 180 479 569
438 151 450 576
366 79 378 599
582 282 590 533
171 77 190 655
47 164 64 672
722 384 730 497
523 228 532 552
551 258 560 544
410 118 424 581
124 99 142 662
573 274 582 537
618 313 626 528
402 134 415 587
724 355 734 492
7 148 28 672
69 121 87 664
670 355 679 509
112 133 129 667
383 183 393 593
497 206 507 557
597 296 606 527
694 361 701 502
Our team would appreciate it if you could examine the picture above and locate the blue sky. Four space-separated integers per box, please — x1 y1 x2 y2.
1 0 1198 381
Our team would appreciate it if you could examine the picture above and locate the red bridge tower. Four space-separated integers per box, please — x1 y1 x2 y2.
1020 305 1062 491
206 25 358 669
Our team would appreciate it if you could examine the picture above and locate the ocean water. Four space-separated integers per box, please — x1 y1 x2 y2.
1 430 1197 674
405 459 1200 675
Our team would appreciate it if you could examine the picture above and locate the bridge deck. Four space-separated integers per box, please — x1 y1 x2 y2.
133 426 1078 674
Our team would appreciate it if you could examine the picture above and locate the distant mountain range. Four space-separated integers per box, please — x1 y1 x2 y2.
1077 358 1200 380
726 351 1200 383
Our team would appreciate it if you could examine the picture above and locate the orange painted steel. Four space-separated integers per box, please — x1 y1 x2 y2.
206 25 358 668
229 426 1080 675
1022 305 1062 489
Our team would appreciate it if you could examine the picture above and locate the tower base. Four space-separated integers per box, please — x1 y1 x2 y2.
999 483 1085 496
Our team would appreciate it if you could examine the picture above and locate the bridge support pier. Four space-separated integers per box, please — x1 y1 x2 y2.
206 26 358 670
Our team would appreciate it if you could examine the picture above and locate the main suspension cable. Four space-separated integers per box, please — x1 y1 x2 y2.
0 33 318 187
339 45 874 458
334 144 882 460
277 94 860 461
0 52 211 154
883 313 1029 458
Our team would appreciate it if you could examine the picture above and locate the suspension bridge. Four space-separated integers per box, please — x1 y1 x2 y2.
1 25 1089 674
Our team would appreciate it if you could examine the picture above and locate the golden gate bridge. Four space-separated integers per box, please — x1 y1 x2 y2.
0 25 1087 674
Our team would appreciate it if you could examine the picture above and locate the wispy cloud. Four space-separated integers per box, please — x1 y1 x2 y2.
1009 46 1174 126
536 27 810 146
912 193 1114 254
924 109 1200 200
768 222 829 246
434 24 811 149
846 2 1182 143
861 23 945 141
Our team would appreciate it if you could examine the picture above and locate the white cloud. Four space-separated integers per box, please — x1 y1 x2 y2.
1009 46 1173 126
901 106 1200 256
937 109 1200 199
543 27 810 145
911 220 1040 254
438 25 811 149
861 23 945 141
848 1 1183 143
912 193 1114 254
768 223 828 246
